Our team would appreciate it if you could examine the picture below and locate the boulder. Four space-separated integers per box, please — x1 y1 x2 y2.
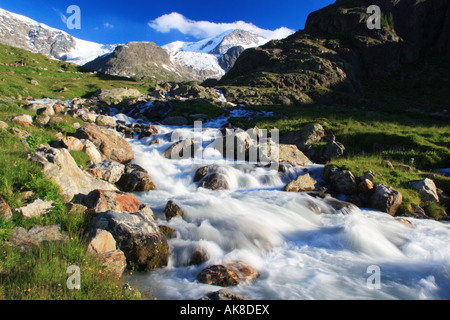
16 198 53 219
61 136 84 152
116 163 157 192
197 261 259 287
323 167 357 195
95 115 117 128
10 114 33 127
198 172 229 190
87 228 127 278
91 209 170 271
74 124 134 163
0 194 12 221
87 160 125 184
8 225 68 253
164 138 197 160
358 179 374 194
200 289 249 301
81 139 103 164
409 178 439 204
279 123 325 150
370 184 403 216
36 105 55 117
164 200 184 220
282 173 317 192
83 189 141 214
31 146 117 202
278 144 310 166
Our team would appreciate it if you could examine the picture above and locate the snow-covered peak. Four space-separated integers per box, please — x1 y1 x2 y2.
0 8 117 65
163 29 268 55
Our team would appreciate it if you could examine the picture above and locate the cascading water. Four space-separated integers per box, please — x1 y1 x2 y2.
113 106 450 300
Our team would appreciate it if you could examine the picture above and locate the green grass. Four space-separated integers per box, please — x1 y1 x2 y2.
169 100 229 124
0 98 143 299
0 43 155 100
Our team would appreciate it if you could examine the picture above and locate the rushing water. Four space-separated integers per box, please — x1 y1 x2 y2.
109 102 450 300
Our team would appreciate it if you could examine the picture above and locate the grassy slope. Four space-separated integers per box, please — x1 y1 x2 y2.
0 45 149 299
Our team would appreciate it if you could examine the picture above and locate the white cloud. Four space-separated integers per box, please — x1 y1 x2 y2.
104 22 114 29
148 12 294 40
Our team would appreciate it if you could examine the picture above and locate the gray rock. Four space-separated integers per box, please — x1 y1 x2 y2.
164 138 198 159
198 172 229 190
409 178 439 204
16 198 53 219
8 225 68 253
370 184 403 216
91 209 170 271
88 160 125 184
116 163 157 192
31 146 117 202
164 200 183 220
200 289 249 300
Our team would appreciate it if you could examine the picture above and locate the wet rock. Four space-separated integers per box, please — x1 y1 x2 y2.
164 200 184 220
409 178 439 204
83 189 141 214
164 138 197 159
370 184 403 216
197 261 259 287
198 172 229 190
116 163 157 192
282 173 317 192
395 218 414 228
209 129 255 161
74 124 134 163
200 289 249 300
91 209 170 271
159 225 178 239
358 179 374 194
31 146 117 202
324 167 357 195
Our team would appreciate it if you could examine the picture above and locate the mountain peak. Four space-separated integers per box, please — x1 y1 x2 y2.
0 8 116 65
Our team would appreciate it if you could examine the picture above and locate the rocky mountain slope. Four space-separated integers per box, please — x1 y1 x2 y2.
214 0 450 107
83 41 186 82
0 8 116 65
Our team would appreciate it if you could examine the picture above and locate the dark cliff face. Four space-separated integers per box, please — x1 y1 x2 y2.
218 46 245 72
219 0 450 96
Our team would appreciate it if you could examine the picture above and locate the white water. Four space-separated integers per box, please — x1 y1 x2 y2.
115 112 450 300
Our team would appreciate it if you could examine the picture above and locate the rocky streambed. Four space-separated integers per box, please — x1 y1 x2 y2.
3 89 450 300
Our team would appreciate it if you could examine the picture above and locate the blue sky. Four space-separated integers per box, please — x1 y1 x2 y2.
0 0 334 45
